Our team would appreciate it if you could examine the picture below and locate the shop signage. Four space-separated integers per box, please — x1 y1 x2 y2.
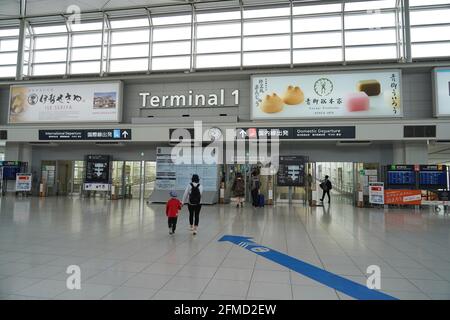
277 156 308 187
434 67 450 116
9 81 122 124
85 155 110 184
0 130 7 140
236 126 355 140
39 129 131 141
369 182 385 205
15 173 32 192
139 89 240 108
251 70 401 119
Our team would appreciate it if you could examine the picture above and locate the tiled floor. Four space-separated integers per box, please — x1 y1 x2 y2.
0 196 449 300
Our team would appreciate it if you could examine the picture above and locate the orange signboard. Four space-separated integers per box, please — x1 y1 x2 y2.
384 190 422 205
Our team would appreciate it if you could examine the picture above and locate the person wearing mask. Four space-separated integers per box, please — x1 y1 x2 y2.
320 175 332 204
182 174 203 235
231 172 245 208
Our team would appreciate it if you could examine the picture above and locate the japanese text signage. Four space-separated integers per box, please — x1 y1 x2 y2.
15 173 32 192
39 129 131 141
9 82 122 124
251 70 402 119
434 67 450 116
236 127 355 140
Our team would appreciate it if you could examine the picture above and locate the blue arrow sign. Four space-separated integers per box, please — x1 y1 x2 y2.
219 235 397 300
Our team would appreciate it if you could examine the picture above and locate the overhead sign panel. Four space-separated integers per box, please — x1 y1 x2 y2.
39 129 131 141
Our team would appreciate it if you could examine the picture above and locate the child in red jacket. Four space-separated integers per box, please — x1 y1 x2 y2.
166 191 182 235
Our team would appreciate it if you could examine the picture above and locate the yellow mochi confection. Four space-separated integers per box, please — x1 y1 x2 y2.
283 85 304 105
260 93 284 113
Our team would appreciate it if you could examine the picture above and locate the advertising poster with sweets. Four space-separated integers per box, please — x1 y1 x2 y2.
251 70 401 119
434 67 450 116
9 81 122 124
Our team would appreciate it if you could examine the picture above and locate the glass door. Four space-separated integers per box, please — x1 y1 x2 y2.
41 161 57 196
71 161 85 195
144 161 156 199
112 161 124 199
124 161 142 199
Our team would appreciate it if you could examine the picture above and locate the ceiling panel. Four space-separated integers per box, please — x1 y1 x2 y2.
0 0 20 19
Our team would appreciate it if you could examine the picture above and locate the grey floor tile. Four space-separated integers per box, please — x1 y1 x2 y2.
162 276 211 293
292 285 339 300
122 273 173 290
102 287 157 300
247 282 292 300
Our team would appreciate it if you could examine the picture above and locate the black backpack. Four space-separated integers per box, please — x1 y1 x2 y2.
189 183 201 204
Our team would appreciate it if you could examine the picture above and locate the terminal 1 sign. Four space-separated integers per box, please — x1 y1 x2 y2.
251 70 402 119
9 81 122 124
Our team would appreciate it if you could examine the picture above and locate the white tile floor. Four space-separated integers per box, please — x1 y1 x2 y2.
0 196 449 300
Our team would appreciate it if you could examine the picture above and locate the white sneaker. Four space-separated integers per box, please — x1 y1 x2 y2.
189 225 194 231
169 228 173 235
193 227 197 235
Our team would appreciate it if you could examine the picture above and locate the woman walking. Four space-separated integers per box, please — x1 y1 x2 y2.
182 174 203 235
231 172 245 208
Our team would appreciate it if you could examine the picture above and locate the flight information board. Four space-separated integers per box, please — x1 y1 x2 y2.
419 165 447 189
388 171 416 185
387 165 416 187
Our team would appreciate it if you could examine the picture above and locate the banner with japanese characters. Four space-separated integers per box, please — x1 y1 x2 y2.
434 67 450 116
251 70 401 119
9 81 122 124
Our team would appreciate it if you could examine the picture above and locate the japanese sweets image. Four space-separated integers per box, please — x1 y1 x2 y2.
282 85 305 105
260 93 284 113
10 86 27 114
357 80 381 96
345 92 370 112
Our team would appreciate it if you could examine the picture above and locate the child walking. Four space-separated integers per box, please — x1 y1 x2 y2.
166 191 182 235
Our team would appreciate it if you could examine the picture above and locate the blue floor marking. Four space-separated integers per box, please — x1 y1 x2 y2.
219 235 398 300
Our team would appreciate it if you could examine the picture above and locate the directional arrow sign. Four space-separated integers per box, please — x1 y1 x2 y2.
122 130 129 138
218 235 397 300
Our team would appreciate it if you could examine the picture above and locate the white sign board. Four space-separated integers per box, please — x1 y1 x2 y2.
434 67 450 116
9 82 122 124
15 173 32 192
84 183 111 191
251 70 401 119
369 182 385 205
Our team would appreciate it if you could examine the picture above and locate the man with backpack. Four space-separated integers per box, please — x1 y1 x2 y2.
182 174 203 235
320 175 332 204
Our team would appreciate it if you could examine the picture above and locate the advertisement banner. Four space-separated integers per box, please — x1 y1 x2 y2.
9 82 122 124
15 173 32 192
251 70 401 119
384 190 422 205
434 67 450 116
369 182 385 205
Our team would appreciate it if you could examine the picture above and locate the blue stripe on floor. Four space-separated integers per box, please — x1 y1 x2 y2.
219 235 398 300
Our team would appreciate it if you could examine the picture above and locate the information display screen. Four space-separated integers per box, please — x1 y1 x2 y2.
419 165 448 189
387 171 416 185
